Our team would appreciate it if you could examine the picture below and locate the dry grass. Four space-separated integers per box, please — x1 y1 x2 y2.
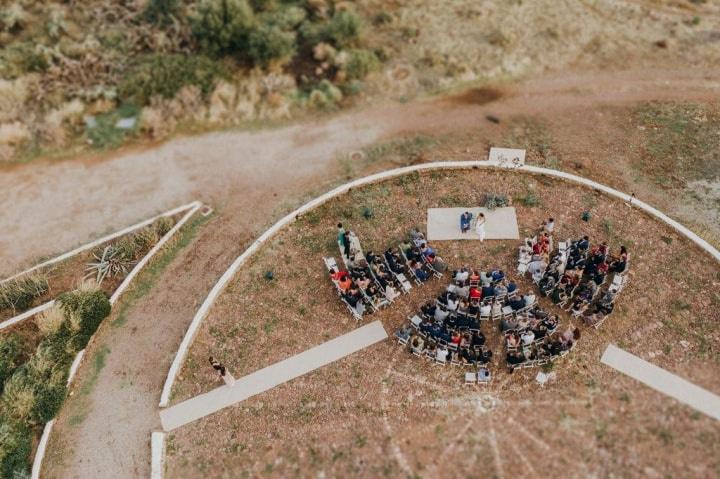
168 169 720 478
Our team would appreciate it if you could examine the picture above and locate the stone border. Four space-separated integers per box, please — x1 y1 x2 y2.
151 432 166 479
158 159 720 409
0 202 202 331
28 201 203 479
1 201 199 285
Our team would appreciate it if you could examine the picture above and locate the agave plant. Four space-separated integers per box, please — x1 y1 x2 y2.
85 245 135 284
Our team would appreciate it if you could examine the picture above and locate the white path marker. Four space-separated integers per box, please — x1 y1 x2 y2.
160 321 388 431
601 344 720 421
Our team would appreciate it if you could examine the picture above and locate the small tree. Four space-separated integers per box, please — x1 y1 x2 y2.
248 25 296 65
191 0 256 56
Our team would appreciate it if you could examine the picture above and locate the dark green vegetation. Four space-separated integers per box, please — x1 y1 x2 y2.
0 289 111 478
0 0 382 161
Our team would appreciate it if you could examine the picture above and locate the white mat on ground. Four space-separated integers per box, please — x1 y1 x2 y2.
427 207 520 241
159 321 388 431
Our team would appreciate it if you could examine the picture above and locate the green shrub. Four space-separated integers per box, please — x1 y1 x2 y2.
0 335 24 392
191 0 255 56
0 274 49 313
30 379 67 424
0 368 35 423
114 236 140 262
522 192 540 207
57 289 111 341
248 24 296 65
484 193 509 210
119 54 224 106
154 216 176 237
144 0 180 24
263 6 306 30
300 11 361 48
0 418 31 479
344 49 379 81
133 226 160 252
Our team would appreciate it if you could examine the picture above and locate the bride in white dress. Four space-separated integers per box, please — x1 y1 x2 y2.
475 213 486 242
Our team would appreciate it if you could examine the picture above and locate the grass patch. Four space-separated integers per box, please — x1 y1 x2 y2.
635 103 720 186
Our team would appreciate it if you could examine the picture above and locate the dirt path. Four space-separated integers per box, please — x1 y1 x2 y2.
9 67 720 478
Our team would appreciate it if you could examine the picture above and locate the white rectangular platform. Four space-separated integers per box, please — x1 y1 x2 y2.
601 345 720 421
159 321 388 431
427 207 520 241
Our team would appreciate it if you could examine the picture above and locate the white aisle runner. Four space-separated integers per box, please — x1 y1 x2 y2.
160 321 388 431
427 207 520 241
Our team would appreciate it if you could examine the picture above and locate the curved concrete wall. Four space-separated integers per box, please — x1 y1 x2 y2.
158 160 720 408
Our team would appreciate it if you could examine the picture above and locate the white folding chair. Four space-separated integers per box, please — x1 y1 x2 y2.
464 372 477 385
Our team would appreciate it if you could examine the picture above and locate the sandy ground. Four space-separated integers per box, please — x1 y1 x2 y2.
2 68 720 278
9 67 718 478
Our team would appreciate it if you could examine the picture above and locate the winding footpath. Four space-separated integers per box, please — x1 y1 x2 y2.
5 68 719 478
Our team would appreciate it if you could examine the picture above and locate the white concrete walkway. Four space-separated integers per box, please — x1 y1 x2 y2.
159 321 388 431
601 345 720 421
427 207 520 241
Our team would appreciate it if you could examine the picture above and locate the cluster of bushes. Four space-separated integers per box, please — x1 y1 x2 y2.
110 216 176 263
0 274 49 314
484 193 510 210
0 288 111 478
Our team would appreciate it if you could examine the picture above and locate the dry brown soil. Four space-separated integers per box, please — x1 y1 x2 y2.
13 67 718 478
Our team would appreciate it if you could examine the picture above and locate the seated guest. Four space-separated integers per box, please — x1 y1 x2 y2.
450 331 462 345
356 275 371 289
454 266 470 284
560 327 581 346
509 296 525 311
577 235 590 251
480 302 492 317
446 294 459 311
610 245 629 273
524 293 536 307
411 335 425 352
472 332 486 347
481 284 495 298
412 261 429 282
507 280 518 294
434 307 449 323
469 287 482 300
521 330 535 346
543 217 555 234
583 311 605 327
506 332 520 348
528 258 546 281
479 348 493 364
500 316 517 333
460 333 472 349
494 283 508 297
543 315 559 331
421 301 436 318
491 269 505 283
550 287 566 304
338 275 353 292
507 351 525 365
468 302 480 316
460 211 473 233
436 346 449 362
469 270 481 284
491 301 503 317
421 243 436 258
385 283 400 301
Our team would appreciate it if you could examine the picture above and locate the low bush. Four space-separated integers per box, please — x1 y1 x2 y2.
190 0 255 57
154 216 176 237
57 289 111 341
35 304 65 336
343 49 380 81
247 24 297 65
133 226 160 252
484 193 509 210
119 54 225 106
0 274 49 313
0 418 31 479
144 0 181 24
0 335 24 392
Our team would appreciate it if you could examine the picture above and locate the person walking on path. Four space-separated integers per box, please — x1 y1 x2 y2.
475 213 486 242
209 356 235 387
